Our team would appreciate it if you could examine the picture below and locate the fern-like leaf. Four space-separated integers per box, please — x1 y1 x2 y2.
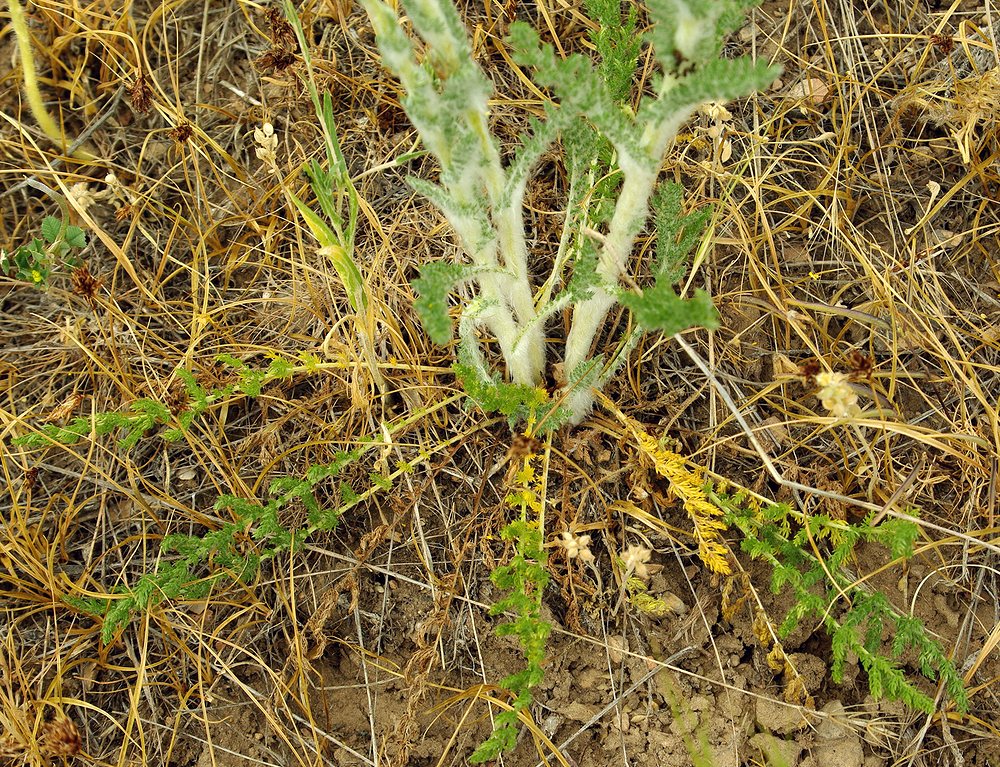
628 422 731 573
412 262 487 344
620 283 720 336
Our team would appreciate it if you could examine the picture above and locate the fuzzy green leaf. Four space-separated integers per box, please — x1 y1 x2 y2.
401 0 479 79
869 516 919 560
643 57 777 127
651 182 712 283
454 363 569 429
586 0 641 102
65 225 87 249
501 110 568 209
645 0 757 68
620 283 720 335
469 719 518 764
412 262 487 344
509 22 641 157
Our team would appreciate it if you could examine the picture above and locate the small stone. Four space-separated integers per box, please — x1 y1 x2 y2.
816 700 851 739
562 701 599 723
689 695 710 712
760 416 790 450
606 635 627 664
750 733 803 767
575 667 604 690
788 653 827 693
815 736 864 767
772 352 802 377
756 697 808 734
815 700 864 767
931 228 963 250
615 711 630 732
541 713 563 737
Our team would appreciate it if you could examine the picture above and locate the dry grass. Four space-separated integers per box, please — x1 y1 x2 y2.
1 0 999 765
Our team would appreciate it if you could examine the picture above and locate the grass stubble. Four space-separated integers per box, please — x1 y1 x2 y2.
1 0 999 765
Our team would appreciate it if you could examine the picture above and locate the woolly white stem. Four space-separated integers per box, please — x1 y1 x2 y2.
563 162 657 384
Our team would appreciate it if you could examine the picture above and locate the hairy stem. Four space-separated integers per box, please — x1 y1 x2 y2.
562 163 658 418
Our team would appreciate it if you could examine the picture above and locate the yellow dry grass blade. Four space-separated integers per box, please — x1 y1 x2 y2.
963 616 1000 685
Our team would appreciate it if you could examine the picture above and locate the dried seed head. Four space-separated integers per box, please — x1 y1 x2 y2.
847 350 873 381
130 72 153 115
170 122 194 143
930 33 954 54
253 122 279 170
798 358 821 386
255 8 297 72
67 182 108 215
71 265 102 305
700 101 732 122
255 48 298 73
507 433 542 462
265 7 296 50
40 715 82 757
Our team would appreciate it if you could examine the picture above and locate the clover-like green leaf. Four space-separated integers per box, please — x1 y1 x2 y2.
40 216 62 244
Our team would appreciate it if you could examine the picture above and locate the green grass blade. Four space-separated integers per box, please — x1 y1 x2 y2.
289 192 369 313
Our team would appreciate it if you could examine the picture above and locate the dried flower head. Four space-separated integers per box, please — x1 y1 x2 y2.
256 47 298 72
815 370 860 419
114 204 135 222
700 101 732 122
620 544 652 579
255 9 298 73
847 350 873 381
508 433 542 462
253 122 279 169
948 68 1000 163
104 171 127 199
71 264 102 305
170 122 194 143
930 33 954 54
559 531 594 563
798 358 821 386
265 7 296 49
103 172 137 220
67 182 108 215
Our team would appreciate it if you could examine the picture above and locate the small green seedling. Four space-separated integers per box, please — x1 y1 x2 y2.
1 216 86 287
279 0 389 394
